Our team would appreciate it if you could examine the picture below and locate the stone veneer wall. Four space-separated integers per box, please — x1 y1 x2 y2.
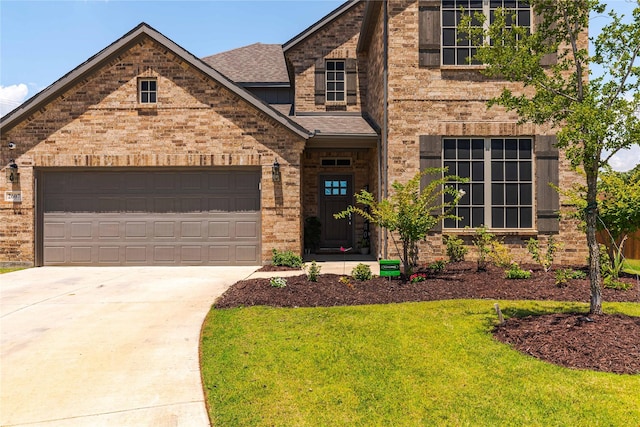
0 38 305 265
381 0 588 265
286 2 367 113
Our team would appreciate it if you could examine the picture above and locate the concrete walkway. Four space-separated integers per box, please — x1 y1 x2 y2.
0 266 256 427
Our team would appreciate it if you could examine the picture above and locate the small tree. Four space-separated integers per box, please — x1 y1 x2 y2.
334 168 464 276
459 0 640 314
597 166 640 257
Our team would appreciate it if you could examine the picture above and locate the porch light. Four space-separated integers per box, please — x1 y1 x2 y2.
6 159 18 183
272 159 281 182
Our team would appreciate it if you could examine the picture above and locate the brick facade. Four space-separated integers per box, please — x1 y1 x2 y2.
1 1 589 267
0 38 305 265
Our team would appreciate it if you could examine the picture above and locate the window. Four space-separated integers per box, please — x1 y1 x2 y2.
443 137 533 229
321 158 352 167
324 180 348 196
441 0 531 66
139 78 157 104
325 60 345 102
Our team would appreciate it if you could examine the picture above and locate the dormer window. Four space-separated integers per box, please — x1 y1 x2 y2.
325 60 345 102
139 78 157 104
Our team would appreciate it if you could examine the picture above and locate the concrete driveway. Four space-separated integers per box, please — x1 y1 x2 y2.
0 266 256 427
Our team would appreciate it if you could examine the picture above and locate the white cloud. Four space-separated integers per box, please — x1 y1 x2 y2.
608 145 640 172
0 84 29 117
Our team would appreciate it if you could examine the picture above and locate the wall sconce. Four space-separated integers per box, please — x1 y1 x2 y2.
272 159 281 182
6 159 19 183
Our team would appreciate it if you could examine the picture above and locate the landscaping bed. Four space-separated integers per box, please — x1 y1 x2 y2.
215 262 639 374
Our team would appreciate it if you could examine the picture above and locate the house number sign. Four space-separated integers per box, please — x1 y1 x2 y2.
4 191 22 202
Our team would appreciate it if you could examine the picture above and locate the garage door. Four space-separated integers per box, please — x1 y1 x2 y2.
40 169 261 266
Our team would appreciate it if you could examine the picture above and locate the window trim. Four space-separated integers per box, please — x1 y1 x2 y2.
441 0 532 66
325 59 346 104
442 136 535 231
138 78 158 104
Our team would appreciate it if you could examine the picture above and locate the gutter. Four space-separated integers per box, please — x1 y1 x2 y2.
381 0 389 260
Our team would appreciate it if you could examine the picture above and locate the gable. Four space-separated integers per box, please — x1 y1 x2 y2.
0 23 309 139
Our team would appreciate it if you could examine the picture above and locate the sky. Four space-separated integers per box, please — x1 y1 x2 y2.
1 0 638 170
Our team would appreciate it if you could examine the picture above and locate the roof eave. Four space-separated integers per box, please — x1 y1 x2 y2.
357 0 383 53
283 0 360 52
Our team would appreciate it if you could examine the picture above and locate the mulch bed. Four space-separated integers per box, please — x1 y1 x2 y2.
215 262 640 375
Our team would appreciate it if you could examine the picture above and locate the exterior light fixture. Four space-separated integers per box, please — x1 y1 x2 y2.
272 158 281 182
6 159 18 183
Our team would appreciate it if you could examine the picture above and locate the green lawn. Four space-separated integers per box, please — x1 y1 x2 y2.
623 259 640 275
0 267 25 274
201 300 640 426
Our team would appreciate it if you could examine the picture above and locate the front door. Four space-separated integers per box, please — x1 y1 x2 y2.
319 175 353 249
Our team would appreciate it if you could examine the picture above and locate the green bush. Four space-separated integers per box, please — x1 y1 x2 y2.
444 235 468 262
603 276 632 290
271 249 303 268
505 263 532 280
489 240 513 268
473 226 495 271
428 259 447 273
351 263 373 281
527 236 562 273
269 277 287 288
305 261 321 282
554 268 586 287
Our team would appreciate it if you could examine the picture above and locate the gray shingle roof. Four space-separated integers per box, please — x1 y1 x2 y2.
291 114 378 137
202 43 289 86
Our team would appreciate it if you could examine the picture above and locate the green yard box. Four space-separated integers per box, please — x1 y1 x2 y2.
379 259 401 277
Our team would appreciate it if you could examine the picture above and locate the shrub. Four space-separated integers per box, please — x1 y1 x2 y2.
489 240 513 268
428 259 447 273
527 236 563 272
505 263 532 279
554 268 587 287
271 249 303 268
305 261 321 282
603 276 632 291
410 273 427 283
351 263 373 281
269 277 287 288
339 276 353 288
444 235 467 262
473 226 495 271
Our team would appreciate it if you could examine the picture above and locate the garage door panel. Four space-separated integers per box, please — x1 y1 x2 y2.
98 246 120 263
42 169 260 266
236 221 258 238
70 246 92 263
153 222 176 238
44 223 66 239
236 246 258 262
125 222 147 238
181 221 203 238
99 222 120 238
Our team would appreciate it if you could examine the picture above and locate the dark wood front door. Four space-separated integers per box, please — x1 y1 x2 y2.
319 175 353 249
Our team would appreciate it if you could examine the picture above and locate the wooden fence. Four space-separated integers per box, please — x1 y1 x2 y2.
596 230 640 260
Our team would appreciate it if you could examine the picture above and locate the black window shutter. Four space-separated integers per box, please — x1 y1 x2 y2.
314 58 325 105
418 0 441 68
346 58 357 105
420 135 443 231
535 135 560 233
534 12 558 66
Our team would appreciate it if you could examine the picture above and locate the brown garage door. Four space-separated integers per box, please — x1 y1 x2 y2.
40 169 261 266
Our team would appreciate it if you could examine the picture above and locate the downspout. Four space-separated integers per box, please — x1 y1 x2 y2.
381 0 389 260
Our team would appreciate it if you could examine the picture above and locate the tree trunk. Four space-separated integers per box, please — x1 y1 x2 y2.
585 169 603 315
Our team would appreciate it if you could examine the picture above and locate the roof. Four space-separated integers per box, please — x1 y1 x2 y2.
202 43 289 86
0 23 309 139
283 0 361 52
291 114 378 137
